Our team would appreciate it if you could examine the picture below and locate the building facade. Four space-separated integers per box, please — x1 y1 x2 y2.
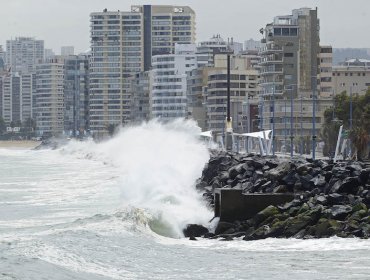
258 8 324 151
130 71 151 123
151 44 197 121
332 59 370 95
6 37 44 74
204 54 260 134
89 5 196 136
35 58 64 136
64 55 89 135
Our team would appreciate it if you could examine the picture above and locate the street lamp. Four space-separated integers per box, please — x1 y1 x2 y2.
312 76 317 160
285 84 297 158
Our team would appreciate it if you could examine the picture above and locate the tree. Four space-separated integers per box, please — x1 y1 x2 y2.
322 89 370 159
0 117 6 134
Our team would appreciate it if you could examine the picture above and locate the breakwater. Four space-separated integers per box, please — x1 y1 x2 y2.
184 152 370 240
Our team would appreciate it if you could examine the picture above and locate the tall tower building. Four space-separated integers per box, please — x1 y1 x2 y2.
89 5 196 136
6 37 44 73
35 58 64 137
64 54 89 135
258 8 323 152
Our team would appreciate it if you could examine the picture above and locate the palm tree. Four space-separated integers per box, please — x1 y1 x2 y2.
350 126 369 160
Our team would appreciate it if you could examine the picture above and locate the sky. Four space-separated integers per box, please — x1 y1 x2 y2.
0 0 369 54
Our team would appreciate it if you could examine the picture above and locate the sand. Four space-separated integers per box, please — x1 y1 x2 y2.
0 140 42 149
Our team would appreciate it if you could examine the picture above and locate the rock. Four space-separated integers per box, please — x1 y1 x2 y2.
215 222 235 235
328 205 353 220
265 162 291 181
327 193 346 205
284 214 313 236
189 235 197 241
273 185 288 193
183 224 209 237
331 177 360 194
315 195 327 205
315 218 341 237
296 163 313 175
254 205 280 225
310 174 327 188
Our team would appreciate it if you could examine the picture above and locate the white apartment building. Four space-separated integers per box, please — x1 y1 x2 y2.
89 5 196 136
0 72 35 125
151 44 197 120
6 37 44 73
35 58 64 136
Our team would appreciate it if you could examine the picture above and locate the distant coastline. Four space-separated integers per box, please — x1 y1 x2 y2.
0 140 41 149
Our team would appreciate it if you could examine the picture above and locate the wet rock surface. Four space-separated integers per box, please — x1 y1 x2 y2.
188 151 370 240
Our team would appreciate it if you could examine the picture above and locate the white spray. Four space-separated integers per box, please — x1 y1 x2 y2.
62 119 213 238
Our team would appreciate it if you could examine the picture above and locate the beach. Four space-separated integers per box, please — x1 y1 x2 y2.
0 140 41 149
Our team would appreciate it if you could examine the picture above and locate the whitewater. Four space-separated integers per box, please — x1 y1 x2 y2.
1 119 370 280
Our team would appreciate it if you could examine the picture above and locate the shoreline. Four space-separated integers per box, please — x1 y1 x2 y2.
0 140 42 149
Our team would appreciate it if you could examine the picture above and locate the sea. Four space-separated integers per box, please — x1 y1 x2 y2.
1 119 370 280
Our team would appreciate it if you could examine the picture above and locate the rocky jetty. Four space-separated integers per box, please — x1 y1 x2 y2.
185 151 370 240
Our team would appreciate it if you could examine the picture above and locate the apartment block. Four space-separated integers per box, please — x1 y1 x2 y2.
151 44 197 121
332 59 370 95
64 55 89 135
6 37 44 73
130 71 151 123
35 58 64 136
89 5 195 136
204 54 260 134
258 8 325 151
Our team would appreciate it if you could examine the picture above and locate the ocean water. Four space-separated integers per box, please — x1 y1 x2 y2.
1 120 370 280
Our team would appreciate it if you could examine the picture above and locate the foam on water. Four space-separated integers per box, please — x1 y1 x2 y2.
60 119 213 238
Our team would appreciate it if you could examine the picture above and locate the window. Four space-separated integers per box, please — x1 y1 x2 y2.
282 28 289 36
284 53 294 57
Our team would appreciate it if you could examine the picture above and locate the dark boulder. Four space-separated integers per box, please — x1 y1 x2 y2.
328 205 353 220
183 224 209 237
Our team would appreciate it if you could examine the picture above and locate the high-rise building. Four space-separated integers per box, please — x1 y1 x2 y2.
35 58 64 137
6 37 44 73
258 8 324 152
63 55 89 135
151 44 197 121
0 45 5 70
130 71 151 123
61 46 74 56
203 54 260 134
0 72 35 125
196 35 228 67
89 5 196 136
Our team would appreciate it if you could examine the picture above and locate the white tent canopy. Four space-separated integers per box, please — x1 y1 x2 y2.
235 130 272 140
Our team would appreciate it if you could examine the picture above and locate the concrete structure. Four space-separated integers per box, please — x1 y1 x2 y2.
130 71 151 123
228 38 243 54
332 59 370 95
6 37 44 73
204 54 260 134
61 46 74 56
0 72 35 125
0 45 5 70
318 46 333 98
258 8 325 152
89 5 196 136
35 58 64 136
151 44 197 121
64 55 89 135
196 35 228 67
214 188 294 222
44 48 55 59
244 38 261 51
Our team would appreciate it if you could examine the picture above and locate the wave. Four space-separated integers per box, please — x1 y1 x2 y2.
58 119 213 238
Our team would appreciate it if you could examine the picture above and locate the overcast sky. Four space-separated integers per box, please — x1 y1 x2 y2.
0 0 369 54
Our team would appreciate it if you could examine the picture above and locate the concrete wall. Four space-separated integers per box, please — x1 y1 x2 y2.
214 188 294 222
